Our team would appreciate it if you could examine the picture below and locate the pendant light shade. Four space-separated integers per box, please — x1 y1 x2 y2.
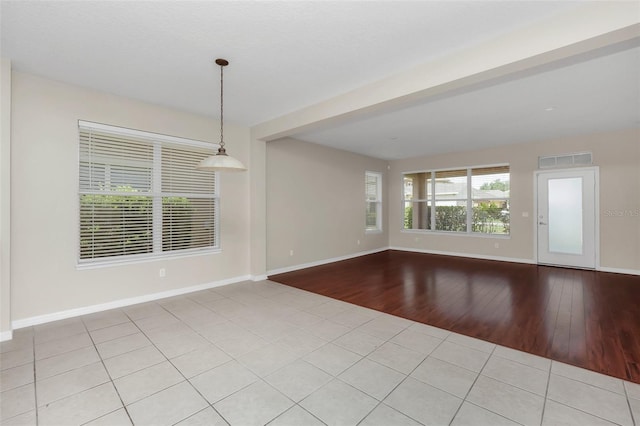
197 151 247 171
197 58 247 172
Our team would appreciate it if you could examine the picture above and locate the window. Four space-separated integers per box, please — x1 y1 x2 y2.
403 165 509 235
403 172 431 231
366 171 382 232
471 166 510 234
78 121 218 265
434 169 467 232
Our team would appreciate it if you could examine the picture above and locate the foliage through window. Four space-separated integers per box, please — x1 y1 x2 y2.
79 121 218 264
366 171 382 232
403 165 509 235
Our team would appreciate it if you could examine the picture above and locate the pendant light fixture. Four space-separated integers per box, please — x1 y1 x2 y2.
197 58 247 172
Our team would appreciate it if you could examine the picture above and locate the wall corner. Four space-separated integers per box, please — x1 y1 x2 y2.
1 58 12 339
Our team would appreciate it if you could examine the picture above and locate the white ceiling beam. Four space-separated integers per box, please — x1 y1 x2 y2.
251 2 640 141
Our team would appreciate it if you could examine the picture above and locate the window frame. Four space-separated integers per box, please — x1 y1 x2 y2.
365 171 383 233
402 164 510 237
77 120 221 269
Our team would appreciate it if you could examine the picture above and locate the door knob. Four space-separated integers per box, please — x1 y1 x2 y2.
539 221 548 225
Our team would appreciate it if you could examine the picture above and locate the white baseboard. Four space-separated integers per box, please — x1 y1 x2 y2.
598 266 640 276
11 255 634 334
267 247 390 276
393 247 640 275
389 246 536 265
266 245 638 278
0 330 13 342
251 274 268 282
11 274 251 330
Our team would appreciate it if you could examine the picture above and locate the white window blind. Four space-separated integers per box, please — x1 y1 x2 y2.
366 171 382 232
79 121 218 264
161 144 217 252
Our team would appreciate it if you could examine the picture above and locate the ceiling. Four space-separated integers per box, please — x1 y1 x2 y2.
295 46 640 159
1 1 638 160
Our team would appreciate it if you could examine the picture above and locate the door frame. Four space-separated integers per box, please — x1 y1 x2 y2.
533 166 600 269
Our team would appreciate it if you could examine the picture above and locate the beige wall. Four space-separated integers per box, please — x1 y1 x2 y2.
5 70 638 331
1 59 11 337
10 72 251 322
389 128 640 271
249 136 267 278
266 138 388 272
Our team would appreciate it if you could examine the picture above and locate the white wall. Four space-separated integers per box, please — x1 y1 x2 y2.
389 128 640 272
266 138 388 272
10 71 252 323
1 59 12 338
265 130 639 274
5 70 638 334
249 136 267 279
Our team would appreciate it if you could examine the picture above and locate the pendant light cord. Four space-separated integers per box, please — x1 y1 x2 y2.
219 63 225 150
196 57 246 171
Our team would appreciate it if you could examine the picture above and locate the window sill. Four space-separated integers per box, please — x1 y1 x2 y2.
76 247 221 270
365 229 383 234
400 229 510 239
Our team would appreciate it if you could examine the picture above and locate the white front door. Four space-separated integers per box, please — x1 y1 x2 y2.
536 168 597 269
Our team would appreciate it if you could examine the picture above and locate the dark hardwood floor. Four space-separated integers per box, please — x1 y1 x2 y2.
269 250 640 383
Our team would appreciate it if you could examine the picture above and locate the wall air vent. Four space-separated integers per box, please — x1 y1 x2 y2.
538 152 592 169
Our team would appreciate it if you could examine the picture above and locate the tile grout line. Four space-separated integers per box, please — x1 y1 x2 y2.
491 349 550 373
287 405 329 426
168 406 212 426
551 366 630 396
31 317 128 422
473 356 549 400
254 305 408 425
225 293 444 424
121 306 232 425
170 290 283 364
442 339 548 425
18 281 637 426
81 313 136 426
162 355 233 423
82 307 194 422
353 319 437 426
540 358 554 426
32 327 39 426
345 314 490 424
32 329 94 363
165 290 312 403
172 288 331 424
446 342 498 425
622 382 637 426
222 306 348 424
127 295 304 425
545 368 635 425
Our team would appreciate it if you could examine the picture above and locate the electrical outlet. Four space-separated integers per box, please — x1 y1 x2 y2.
289 250 294 256
159 268 166 278
357 240 360 245
494 243 500 249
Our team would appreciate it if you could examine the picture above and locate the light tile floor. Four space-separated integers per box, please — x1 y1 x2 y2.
1 280 639 426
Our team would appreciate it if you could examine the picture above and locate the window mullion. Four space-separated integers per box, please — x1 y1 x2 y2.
152 143 162 253
466 168 472 233
430 171 435 231
79 121 218 265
